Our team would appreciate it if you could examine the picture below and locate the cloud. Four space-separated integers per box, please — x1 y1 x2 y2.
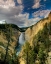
32 9 51 18
0 5 23 24
32 2 40 9
32 0 41 9
9 13 29 26
0 0 24 27
0 0 40 27
24 17 41 27
0 0 15 8
12 13 41 27
0 0 50 27
17 0 22 4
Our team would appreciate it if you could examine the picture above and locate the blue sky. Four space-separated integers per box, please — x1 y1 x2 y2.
0 0 51 27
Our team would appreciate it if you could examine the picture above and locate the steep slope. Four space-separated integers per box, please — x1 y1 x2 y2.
25 12 51 45
0 24 20 60
19 12 51 64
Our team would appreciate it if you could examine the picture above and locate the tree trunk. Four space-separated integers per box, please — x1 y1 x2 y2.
26 51 28 64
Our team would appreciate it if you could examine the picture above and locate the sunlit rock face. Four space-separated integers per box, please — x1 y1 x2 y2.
25 12 51 46
48 12 51 20
19 12 51 64
0 28 20 57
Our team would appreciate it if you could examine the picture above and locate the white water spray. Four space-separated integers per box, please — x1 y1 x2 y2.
16 32 25 55
19 32 25 45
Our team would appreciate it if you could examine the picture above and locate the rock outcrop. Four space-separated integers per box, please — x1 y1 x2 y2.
19 12 51 64
0 25 20 58
25 12 51 46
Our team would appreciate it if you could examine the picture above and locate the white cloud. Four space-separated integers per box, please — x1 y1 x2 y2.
24 17 41 27
32 2 40 9
0 0 25 27
13 13 41 27
0 0 50 27
0 0 15 9
32 0 41 9
10 13 30 27
0 20 5 24
17 0 22 4
7 12 40 27
33 10 51 18
0 0 39 27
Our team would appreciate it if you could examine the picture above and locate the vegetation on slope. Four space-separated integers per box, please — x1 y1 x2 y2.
0 24 20 64
0 13 51 64
21 22 51 64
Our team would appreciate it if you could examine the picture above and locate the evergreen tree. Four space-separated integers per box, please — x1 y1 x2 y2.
38 48 46 64
29 50 37 64
4 23 13 64
22 42 37 64
11 50 20 64
22 42 31 64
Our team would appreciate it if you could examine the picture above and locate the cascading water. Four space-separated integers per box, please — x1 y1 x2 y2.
19 32 25 45
16 32 25 55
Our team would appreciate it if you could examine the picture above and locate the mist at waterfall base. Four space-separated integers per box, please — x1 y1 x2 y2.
16 32 25 55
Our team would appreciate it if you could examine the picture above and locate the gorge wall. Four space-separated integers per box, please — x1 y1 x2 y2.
0 27 20 58
19 12 51 64
25 12 51 46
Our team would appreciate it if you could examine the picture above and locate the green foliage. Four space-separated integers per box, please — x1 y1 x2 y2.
10 50 20 64
22 42 31 64
6 53 11 62
34 45 39 54
0 50 20 64
33 22 50 50
1 52 5 60
0 24 19 30
4 23 19 64
0 42 6 48
0 22 20 64
38 48 46 64
29 50 37 64
48 22 51 35
32 22 51 64
22 42 37 64
37 23 49 42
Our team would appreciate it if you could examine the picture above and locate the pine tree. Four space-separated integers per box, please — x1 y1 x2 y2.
22 42 37 64
4 23 13 64
38 48 46 64
22 42 31 64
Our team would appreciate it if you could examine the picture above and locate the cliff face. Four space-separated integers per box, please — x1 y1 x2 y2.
25 12 51 45
0 27 20 58
20 12 51 64
48 12 51 20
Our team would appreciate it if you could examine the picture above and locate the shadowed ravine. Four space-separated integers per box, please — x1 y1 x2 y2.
16 32 25 55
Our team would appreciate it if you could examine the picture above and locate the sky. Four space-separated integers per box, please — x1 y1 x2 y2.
0 0 51 27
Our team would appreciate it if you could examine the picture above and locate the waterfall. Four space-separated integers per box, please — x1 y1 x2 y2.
19 32 25 45
16 32 25 55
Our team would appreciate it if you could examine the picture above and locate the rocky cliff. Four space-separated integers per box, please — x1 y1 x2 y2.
0 24 20 59
25 12 51 46
0 12 51 64
20 12 51 64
